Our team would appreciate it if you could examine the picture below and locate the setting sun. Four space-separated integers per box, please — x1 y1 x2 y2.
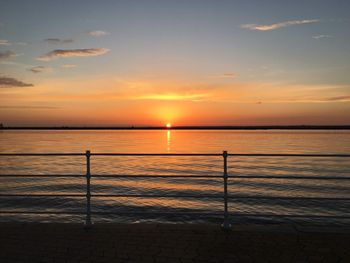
166 123 172 128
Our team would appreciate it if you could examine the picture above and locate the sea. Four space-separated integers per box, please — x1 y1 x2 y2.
0 129 349 225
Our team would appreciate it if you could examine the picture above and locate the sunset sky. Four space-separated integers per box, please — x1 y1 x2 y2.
1 0 350 126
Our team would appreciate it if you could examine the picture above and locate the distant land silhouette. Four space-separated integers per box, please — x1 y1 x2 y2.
1 125 350 130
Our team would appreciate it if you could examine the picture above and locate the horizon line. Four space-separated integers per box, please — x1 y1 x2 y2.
1 125 350 130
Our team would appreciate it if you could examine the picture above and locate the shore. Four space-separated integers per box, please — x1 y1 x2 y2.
1 223 349 263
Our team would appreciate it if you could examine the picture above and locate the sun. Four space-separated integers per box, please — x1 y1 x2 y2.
166 123 172 128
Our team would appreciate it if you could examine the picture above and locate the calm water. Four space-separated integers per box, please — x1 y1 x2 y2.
0 130 350 224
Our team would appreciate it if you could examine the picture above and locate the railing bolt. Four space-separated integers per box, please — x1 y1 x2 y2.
221 150 231 230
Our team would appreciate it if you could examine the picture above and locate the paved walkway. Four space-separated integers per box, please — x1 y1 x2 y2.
0 223 349 262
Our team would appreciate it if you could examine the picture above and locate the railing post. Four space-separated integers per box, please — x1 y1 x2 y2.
221 150 231 230
84 150 92 228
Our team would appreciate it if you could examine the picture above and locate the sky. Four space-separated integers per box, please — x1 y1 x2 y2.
0 0 350 126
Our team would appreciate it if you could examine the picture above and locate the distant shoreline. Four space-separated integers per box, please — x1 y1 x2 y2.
1 125 350 130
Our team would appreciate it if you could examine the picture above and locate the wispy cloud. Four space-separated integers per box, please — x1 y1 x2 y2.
28 66 52 73
125 81 350 103
210 73 236 79
0 39 28 46
136 93 209 101
88 30 110 37
0 39 11 46
61 64 77 68
312 34 332 39
44 38 74 44
323 95 350 102
222 73 236 77
37 48 110 61
241 19 319 31
15 41 28 46
0 76 33 88
0 61 33 68
0 51 17 60
0 105 59 109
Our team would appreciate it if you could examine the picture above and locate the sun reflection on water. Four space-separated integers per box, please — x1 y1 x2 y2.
167 130 171 152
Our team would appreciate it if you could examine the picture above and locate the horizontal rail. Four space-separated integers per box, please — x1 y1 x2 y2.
1 194 349 201
0 194 85 197
230 175 350 180
230 213 350 219
0 153 221 156
92 194 221 198
1 153 350 157
0 210 349 220
0 174 85 178
89 212 350 219
0 210 222 216
91 175 222 178
228 196 350 201
0 174 221 179
92 153 222 156
0 174 220 179
91 211 223 215
228 153 350 157
0 211 85 215
0 153 85 156
0 194 222 198
1 174 350 180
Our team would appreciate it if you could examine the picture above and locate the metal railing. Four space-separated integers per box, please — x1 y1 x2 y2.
1 151 350 228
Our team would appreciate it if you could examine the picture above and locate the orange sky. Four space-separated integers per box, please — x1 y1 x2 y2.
1 77 350 126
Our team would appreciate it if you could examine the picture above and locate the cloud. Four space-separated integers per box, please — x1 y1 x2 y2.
37 48 110 61
136 93 209 101
0 77 33 88
0 61 33 68
210 73 236 79
241 19 319 31
0 39 28 46
222 73 236 77
44 38 74 44
28 66 52 73
323 95 350 102
312 35 332 39
0 51 17 60
0 39 11 46
61 64 77 68
15 41 28 46
0 105 59 109
126 82 350 103
88 30 110 37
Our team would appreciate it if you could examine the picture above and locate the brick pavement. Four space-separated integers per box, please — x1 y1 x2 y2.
0 223 349 262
